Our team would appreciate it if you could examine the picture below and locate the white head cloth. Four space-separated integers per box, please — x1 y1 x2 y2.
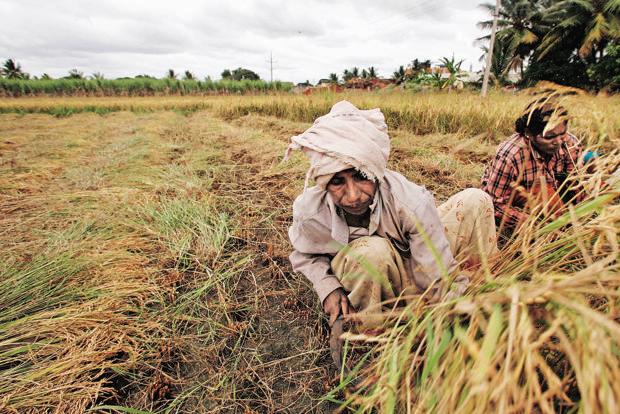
284 100 390 189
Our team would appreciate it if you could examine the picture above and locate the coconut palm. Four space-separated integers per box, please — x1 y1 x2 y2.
342 69 353 81
66 69 84 79
392 65 406 84
1 58 26 79
537 0 620 62
479 40 515 84
477 0 552 76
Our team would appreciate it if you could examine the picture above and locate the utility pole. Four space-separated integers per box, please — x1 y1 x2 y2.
267 52 276 83
481 0 500 97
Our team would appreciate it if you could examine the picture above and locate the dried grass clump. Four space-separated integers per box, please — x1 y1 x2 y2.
333 153 620 413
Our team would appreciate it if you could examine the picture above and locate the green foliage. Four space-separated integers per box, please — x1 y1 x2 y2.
65 69 84 79
0 77 293 97
588 41 620 91
479 0 620 90
1 58 28 79
220 67 260 80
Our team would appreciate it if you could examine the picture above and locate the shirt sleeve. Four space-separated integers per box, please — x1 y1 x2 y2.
481 149 528 228
289 249 342 304
400 189 464 300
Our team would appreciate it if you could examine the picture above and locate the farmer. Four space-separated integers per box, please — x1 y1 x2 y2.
286 101 498 329
481 98 585 236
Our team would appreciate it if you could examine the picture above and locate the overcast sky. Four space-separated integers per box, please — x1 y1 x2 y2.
0 0 491 83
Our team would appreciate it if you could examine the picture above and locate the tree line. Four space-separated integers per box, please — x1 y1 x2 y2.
477 0 620 91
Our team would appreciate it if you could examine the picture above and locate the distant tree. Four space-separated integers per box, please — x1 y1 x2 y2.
588 41 620 91
351 67 360 77
91 72 105 80
367 66 378 78
183 70 195 80
1 58 27 79
135 74 156 79
167 69 177 79
343 69 353 81
361 68 369 79
232 67 260 80
438 55 465 88
392 65 406 84
220 67 260 80
479 40 514 84
329 72 339 82
66 69 84 79
477 0 549 77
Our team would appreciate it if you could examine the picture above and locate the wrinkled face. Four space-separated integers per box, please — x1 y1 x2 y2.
326 168 377 216
530 122 568 157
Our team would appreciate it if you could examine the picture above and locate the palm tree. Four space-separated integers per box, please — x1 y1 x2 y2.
183 70 195 80
392 65 406 84
343 69 353 81
438 56 465 88
479 40 514 84
537 0 620 62
1 58 26 79
367 66 378 78
477 0 551 76
66 69 84 79
167 69 177 79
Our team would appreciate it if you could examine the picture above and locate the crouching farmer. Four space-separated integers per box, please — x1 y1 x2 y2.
286 101 498 329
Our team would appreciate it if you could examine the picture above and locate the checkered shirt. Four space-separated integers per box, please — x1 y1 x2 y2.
480 132 583 228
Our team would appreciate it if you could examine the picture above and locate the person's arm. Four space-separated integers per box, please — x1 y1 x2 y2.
289 249 354 326
401 189 467 301
289 249 342 304
481 151 528 229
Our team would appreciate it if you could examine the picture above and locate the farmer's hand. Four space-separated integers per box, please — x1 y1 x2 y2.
323 288 354 327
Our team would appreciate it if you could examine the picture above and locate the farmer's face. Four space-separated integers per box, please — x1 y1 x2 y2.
327 169 377 216
531 122 568 157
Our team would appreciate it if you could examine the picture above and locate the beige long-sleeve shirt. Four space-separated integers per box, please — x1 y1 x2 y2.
288 169 460 304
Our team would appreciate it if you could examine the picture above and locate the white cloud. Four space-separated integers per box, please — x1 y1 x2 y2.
0 0 490 82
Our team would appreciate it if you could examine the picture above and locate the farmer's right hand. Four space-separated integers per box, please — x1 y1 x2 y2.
323 288 353 327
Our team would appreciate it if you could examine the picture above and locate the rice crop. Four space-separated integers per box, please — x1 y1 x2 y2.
0 90 619 412
1 90 619 147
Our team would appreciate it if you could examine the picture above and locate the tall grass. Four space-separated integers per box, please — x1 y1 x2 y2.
1 91 618 146
0 78 293 97
331 153 620 412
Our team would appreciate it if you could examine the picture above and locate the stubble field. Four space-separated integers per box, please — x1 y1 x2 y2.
1 91 619 413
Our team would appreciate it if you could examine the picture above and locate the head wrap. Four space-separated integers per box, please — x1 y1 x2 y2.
284 100 390 189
